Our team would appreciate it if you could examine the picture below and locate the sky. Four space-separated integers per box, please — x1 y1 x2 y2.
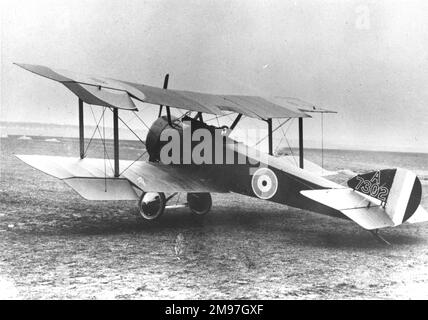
1 0 428 152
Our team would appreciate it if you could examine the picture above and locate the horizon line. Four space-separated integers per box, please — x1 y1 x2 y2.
1 120 427 154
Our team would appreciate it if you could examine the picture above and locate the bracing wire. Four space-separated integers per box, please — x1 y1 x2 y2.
102 107 107 192
205 112 234 122
274 119 287 153
177 110 192 121
104 107 151 176
133 111 150 130
125 112 137 126
116 113 145 145
272 118 298 167
83 107 106 157
254 118 291 147
88 106 114 172
225 113 235 123
174 108 185 118
119 150 148 176
284 118 298 167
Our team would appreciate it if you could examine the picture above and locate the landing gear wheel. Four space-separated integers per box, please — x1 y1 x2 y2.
138 192 166 220
187 193 212 216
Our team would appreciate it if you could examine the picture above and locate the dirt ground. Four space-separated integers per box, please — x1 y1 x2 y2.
1 136 428 299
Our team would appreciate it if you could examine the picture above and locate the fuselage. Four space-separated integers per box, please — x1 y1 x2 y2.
145 116 345 218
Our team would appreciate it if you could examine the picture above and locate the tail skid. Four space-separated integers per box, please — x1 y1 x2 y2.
369 229 392 246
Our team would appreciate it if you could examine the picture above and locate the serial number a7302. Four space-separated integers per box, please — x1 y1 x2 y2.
209 304 263 315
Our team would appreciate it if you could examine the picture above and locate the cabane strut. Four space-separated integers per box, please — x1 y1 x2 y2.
158 74 171 124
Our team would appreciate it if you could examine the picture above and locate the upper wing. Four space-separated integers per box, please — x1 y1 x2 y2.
16 155 228 200
15 63 308 119
274 96 337 114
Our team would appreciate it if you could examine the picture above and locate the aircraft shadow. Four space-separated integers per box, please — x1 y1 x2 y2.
24 206 426 250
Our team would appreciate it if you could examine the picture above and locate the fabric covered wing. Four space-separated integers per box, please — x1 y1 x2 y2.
16 155 228 200
15 63 308 119
274 96 337 114
120 162 228 193
300 188 395 229
64 178 140 201
63 82 137 110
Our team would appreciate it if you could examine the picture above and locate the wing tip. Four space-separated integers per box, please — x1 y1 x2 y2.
13 62 27 70
13 62 36 70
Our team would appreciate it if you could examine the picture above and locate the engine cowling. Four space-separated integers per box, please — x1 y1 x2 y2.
145 115 221 164
145 116 180 162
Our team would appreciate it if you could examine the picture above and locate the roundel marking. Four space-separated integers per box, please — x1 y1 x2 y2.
251 167 278 200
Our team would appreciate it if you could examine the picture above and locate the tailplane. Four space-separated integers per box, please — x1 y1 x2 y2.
347 168 422 225
301 168 426 230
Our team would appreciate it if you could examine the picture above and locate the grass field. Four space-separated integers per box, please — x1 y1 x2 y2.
1 136 428 299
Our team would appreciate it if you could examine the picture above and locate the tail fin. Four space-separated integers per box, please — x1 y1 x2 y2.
301 168 425 230
347 168 422 225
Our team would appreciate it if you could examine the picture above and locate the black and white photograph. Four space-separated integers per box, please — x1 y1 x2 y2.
1 0 428 302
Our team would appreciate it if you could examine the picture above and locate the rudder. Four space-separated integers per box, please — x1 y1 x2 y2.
347 168 422 225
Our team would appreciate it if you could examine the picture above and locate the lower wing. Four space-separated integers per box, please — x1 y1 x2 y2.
16 155 228 200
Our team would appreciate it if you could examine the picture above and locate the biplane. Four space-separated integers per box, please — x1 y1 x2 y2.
14 63 428 243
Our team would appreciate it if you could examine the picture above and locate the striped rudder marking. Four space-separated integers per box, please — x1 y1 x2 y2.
348 168 422 226
386 169 421 224
403 178 422 223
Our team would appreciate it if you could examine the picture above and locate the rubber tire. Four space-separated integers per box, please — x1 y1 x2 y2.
187 193 212 216
138 192 166 221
